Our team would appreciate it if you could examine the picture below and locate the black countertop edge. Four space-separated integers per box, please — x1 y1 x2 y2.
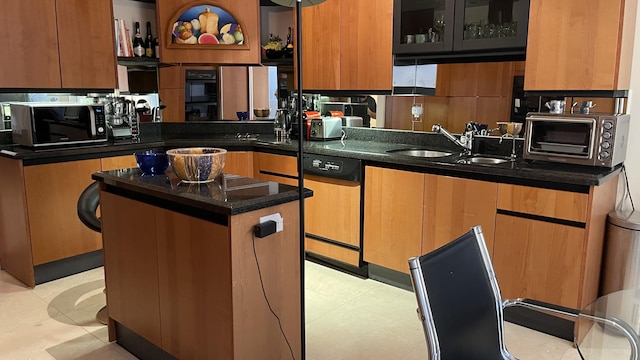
1 134 619 188
93 171 314 217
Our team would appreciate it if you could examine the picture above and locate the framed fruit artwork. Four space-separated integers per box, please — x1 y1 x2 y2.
168 4 245 47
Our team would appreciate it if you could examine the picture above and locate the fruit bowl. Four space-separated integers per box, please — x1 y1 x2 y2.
166 147 227 183
134 150 169 176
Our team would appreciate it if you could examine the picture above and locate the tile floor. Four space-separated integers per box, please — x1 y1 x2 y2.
0 261 584 360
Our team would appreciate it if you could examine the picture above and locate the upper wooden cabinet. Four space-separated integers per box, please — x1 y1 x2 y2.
301 0 393 91
0 0 117 89
525 0 637 91
157 0 261 64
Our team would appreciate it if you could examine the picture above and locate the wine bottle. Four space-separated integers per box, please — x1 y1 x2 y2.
286 27 293 49
153 37 159 59
145 21 154 58
132 22 145 57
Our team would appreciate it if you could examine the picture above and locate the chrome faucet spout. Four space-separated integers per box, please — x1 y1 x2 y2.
432 124 471 153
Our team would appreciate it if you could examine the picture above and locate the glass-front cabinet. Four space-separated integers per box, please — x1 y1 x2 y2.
393 0 529 57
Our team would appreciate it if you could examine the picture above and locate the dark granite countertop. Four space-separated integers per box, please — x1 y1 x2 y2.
93 168 312 217
0 123 620 189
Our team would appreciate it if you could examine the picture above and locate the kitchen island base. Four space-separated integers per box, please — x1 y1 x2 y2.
95 170 305 360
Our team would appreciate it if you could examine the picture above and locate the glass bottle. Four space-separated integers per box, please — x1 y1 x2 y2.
145 21 154 58
132 22 145 57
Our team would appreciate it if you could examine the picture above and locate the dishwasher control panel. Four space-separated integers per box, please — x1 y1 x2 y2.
303 155 361 182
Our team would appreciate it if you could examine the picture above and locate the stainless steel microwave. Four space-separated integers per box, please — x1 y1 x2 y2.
11 103 108 147
524 113 630 168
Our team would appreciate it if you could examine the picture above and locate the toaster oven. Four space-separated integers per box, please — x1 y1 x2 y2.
524 113 630 168
11 103 108 147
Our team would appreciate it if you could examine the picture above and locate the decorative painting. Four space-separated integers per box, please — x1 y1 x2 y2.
171 4 244 46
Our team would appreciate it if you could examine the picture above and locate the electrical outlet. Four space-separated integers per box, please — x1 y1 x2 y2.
259 213 283 232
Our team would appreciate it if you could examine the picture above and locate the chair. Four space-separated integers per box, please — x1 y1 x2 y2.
408 225 640 360
77 181 108 325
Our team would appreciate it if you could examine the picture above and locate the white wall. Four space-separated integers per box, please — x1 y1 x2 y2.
621 5 640 211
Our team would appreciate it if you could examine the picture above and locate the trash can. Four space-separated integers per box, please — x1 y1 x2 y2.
600 210 640 295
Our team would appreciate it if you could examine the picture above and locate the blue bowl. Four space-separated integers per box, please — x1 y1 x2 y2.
236 111 249 121
134 150 169 175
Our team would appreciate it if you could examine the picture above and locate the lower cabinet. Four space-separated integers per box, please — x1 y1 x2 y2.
423 174 498 255
24 159 103 266
493 214 585 307
224 151 253 177
253 152 298 186
363 167 498 274
363 167 425 273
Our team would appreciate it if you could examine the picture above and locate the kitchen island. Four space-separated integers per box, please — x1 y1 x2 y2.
92 168 310 360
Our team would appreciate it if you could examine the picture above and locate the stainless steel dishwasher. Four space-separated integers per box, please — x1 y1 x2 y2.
303 154 366 276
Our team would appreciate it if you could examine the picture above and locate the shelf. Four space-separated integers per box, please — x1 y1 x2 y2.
261 57 294 67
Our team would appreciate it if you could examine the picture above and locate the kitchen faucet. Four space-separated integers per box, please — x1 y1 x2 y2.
432 124 472 154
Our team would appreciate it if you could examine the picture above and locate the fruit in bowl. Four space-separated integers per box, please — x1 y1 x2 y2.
134 150 169 176
166 147 227 183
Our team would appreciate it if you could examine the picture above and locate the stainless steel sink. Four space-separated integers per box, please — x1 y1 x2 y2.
459 156 511 165
387 149 454 158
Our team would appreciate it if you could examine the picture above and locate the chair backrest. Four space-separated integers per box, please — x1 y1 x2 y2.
408 226 513 360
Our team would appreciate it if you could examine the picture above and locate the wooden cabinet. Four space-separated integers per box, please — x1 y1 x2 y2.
423 175 497 254
493 179 618 309
224 151 253 177
24 159 103 266
305 175 362 266
158 66 185 123
525 0 637 90
363 166 425 273
100 190 302 359
156 0 261 64
0 0 116 89
493 214 585 307
301 0 393 91
253 152 298 186
101 155 138 171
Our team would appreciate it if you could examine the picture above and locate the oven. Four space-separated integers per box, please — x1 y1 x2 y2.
185 69 218 121
524 112 630 167
303 154 366 275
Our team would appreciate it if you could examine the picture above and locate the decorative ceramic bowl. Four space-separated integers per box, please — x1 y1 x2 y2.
166 147 227 183
254 108 271 118
134 150 169 175
265 49 283 59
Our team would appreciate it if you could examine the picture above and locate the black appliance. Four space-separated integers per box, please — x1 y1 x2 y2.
185 69 218 121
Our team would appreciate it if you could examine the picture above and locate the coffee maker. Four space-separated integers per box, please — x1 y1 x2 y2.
105 96 139 140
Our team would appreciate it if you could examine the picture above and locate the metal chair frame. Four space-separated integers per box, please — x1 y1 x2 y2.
408 225 640 360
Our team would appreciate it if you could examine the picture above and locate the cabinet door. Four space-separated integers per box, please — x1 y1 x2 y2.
363 166 424 273
24 159 102 265
0 0 61 88
524 0 633 90
452 0 529 52
101 155 138 171
423 175 497 254
56 0 117 89
392 0 454 54
224 151 253 177
101 192 162 347
340 0 393 91
493 214 585 308
301 0 341 90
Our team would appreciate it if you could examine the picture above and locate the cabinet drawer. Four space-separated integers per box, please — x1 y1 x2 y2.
497 184 588 223
253 153 298 178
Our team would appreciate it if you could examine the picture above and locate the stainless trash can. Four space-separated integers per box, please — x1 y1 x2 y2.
600 210 640 295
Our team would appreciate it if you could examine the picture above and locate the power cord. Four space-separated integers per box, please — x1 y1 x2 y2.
621 164 636 211
252 233 295 360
